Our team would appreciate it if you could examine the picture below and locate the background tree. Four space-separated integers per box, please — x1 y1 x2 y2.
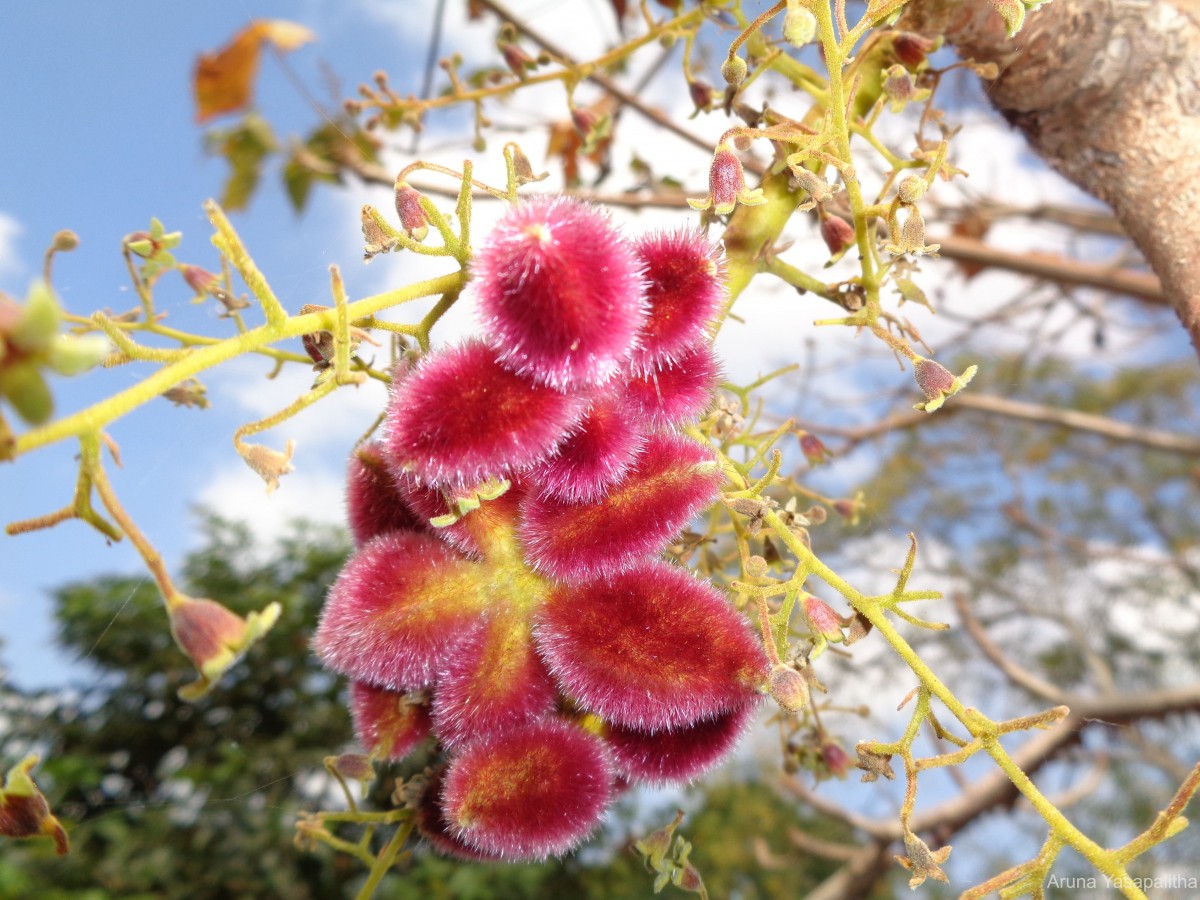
2 1 1198 897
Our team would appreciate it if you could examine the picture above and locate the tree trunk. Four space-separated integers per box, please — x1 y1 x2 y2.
901 0 1200 358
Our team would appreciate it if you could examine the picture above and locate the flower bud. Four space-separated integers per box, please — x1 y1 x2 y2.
329 752 374 782
897 176 927 204
802 594 845 643
688 143 766 216
799 432 831 465
820 739 852 778
768 664 809 712
50 230 79 253
394 181 429 242
783 2 817 47
720 55 747 87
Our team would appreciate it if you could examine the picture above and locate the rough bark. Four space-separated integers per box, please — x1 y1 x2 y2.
901 0 1200 358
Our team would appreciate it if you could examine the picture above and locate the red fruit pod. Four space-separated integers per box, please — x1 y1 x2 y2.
313 531 487 690
473 197 646 389
534 561 769 731
442 720 615 860
345 442 427 545
526 390 647 504
621 342 721 427
415 767 502 862
606 700 758 785
349 681 433 761
629 229 725 373
431 614 558 750
384 340 584 489
519 433 723 582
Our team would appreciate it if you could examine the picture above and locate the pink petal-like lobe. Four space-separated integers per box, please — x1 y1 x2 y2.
432 614 558 749
519 433 723 581
621 342 721 427
349 681 433 761
606 700 758 785
384 340 583 488
526 390 646 503
313 531 486 690
416 768 501 861
630 230 724 372
535 561 768 730
442 720 614 860
345 442 426 545
474 197 645 389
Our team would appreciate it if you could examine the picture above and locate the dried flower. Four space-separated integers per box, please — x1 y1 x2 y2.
896 830 952 888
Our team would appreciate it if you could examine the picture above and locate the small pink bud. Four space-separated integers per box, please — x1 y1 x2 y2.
687 79 714 113
394 181 429 242
688 143 766 216
893 32 935 68
168 596 281 700
330 752 374 781
799 432 831 465
820 215 856 257
802 595 845 643
820 739 853 778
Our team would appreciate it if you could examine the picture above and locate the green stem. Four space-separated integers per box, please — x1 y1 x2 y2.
354 817 415 900
14 272 464 457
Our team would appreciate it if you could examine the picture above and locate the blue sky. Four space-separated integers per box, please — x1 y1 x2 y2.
0 1 1183 696
0 1 460 688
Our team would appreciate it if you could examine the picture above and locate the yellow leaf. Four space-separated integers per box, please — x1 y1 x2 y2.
194 20 314 123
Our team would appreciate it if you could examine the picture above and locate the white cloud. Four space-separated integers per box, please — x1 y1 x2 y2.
196 461 347 545
0 212 23 281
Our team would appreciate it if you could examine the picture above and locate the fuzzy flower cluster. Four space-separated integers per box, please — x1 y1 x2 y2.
314 198 768 861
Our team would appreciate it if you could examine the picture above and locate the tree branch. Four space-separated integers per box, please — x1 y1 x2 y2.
901 0 1200 359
